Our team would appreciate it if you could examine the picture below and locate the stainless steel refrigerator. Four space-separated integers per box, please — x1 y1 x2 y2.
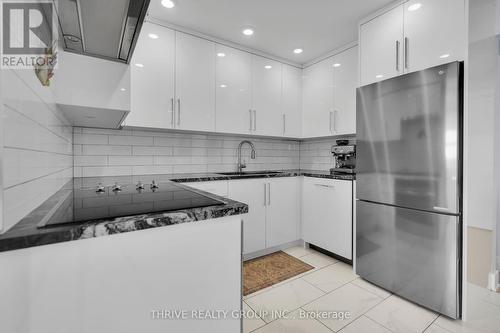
356 62 463 319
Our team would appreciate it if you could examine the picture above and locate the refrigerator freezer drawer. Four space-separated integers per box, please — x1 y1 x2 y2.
356 200 460 319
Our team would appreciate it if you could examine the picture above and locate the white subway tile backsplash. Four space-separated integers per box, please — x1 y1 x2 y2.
74 156 108 167
108 135 154 146
82 166 133 177
108 156 154 166
74 133 108 145
73 127 301 177
132 146 173 156
82 145 132 156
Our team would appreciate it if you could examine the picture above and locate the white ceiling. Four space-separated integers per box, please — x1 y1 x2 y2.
146 0 395 64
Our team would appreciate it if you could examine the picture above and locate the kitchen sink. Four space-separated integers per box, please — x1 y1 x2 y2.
217 171 286 177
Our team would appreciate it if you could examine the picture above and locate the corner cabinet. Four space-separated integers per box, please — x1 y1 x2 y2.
282 64 303 138
359 0 465 86
228 177 300 256
302 46 358 138
302 177 353 260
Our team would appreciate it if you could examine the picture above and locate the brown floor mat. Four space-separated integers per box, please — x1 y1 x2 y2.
243 251 314 296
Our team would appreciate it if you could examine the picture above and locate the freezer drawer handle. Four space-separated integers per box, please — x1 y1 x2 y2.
314 184 335 189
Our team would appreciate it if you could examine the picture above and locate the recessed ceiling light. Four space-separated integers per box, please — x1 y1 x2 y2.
217 52 226 57
333 63 341 68
242 28 254 36
120 88 126 92
264 65 272 69
376 74 384 78
148 33 159 39
161 0 175 8
439 53 450 59
408 3 421 11
293 48 303 54
220 84 227 88
135 63 144 68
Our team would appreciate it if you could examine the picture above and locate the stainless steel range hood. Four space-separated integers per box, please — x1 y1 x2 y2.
54 0 150 63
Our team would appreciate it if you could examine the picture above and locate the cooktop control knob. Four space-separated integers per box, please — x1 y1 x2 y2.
112 182 122 192
136 181 145 190
150 180 159 191
96 183 105 193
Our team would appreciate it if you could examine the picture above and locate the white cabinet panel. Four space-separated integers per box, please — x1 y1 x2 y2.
128 22 175 128
403 0 466 73
282 64 302 138
183 181 228 198
266 178 300 248
360 6 404 86
215 45 253 135
302 177 353 259
252 56 282 136
302 58 334 138
175 32 216 132
228 179 266 254
333 46 358 136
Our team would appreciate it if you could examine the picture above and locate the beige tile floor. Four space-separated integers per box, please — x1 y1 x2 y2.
243 246 500 333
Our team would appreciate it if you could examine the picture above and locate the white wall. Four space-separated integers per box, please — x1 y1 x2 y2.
1 69 73 233
467 0 497 232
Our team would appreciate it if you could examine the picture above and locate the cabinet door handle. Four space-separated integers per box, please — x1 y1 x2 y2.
249 109 253 131
395 40 400 72
333 110 338 133
404 37 409 70
177 98 181 126
253 110 257 131
282 114 286 135
267 183 271 205
329 111 333 132
170 98 175 126
314 184 335 189
263 183 267 206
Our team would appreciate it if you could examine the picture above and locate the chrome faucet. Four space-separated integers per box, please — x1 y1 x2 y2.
237 140 256 173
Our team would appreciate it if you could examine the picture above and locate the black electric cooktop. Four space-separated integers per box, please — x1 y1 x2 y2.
37 180 225 228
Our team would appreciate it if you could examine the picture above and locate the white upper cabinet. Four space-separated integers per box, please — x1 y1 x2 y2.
215 45 253 135
333 46 358 135
360 0 466 86
281 64 302 138
403 0 466 73
128 22 175 128
252 56 283 137
175 32 216 132
359 6 404 86
302 57 334 138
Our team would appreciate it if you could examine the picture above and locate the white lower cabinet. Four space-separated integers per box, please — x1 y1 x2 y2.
228 177 300 255
266 177 300 248
302 177 353 260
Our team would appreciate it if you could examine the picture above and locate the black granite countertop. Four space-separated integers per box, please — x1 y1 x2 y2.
168 169 356 183
0 169 353 253
0 180 248 253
